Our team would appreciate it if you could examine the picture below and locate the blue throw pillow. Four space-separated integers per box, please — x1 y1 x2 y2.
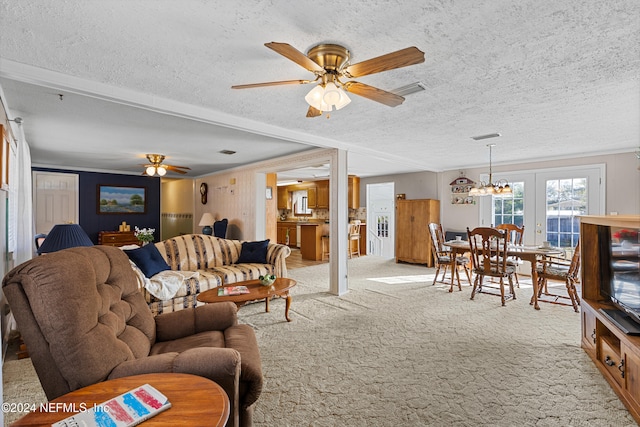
125 244 170 278
237 239 270 264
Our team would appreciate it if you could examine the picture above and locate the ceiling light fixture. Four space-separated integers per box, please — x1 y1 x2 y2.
142 154 188 176
468 143 512 197
304 76 351 112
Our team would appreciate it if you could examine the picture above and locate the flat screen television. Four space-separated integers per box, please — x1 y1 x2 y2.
599 224 640 334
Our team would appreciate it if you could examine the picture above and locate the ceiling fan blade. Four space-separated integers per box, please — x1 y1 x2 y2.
165 165 191 173
265 42 325 73
343 47 425 78
306 106 322 118
232 79 312 89
343 81 405 107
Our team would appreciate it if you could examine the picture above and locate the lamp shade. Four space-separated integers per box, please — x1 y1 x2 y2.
198 212 215 235
37 224 94 254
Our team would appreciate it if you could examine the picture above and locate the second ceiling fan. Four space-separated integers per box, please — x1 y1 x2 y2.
232 42 425 117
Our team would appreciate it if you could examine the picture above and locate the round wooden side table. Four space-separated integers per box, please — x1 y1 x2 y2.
10 373 229 426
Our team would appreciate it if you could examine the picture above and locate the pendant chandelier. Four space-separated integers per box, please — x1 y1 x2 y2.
468 143 512 196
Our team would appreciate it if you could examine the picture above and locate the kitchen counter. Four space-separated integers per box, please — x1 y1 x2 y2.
299 223 329 260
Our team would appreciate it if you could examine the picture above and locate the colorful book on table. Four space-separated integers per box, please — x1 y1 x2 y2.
218 285 250 296
51 383 171 427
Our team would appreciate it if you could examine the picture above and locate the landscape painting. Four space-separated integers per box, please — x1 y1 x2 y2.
98 185 146 214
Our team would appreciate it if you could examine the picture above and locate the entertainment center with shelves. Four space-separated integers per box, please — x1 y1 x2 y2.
580 215 640 423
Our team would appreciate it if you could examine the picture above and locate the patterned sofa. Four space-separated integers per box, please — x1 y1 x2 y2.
133 234 291 316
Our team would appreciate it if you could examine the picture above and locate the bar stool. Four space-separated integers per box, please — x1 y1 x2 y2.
348 220 361 258
321 235 330 260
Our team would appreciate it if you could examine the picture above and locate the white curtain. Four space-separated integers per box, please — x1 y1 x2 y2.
12 122 33 265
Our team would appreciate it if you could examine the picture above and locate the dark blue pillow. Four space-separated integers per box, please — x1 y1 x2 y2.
237 239 270 264
213 218 228 238
125 244 170 278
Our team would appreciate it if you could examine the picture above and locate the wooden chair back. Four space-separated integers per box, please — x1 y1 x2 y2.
348 220 361 238
428 223 449 257
495 223 524 245
467 227 510 277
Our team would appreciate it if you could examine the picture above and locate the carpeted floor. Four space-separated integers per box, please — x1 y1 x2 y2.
3 256 638 426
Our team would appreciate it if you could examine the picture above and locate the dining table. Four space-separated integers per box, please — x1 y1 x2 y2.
444 240 563 310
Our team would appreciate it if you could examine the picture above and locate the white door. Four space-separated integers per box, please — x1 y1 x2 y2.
534 166 604 247
366 182 395 258
480 165 604 249
32 171 79 234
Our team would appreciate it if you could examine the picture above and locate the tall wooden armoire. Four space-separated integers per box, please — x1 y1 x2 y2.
395 198 440 266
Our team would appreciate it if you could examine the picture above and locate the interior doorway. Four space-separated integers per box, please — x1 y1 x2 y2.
32 171 79 234
366 182 395 258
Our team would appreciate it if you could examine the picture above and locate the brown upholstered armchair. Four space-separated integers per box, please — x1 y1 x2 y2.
2 245 262 427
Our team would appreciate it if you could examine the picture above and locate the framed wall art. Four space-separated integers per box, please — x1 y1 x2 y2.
97 185 147 214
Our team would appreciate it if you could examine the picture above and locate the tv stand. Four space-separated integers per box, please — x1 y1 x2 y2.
599 308 640 336
580 216 640 423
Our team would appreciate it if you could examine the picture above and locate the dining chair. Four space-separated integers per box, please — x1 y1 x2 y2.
536 241 581 312
428 223 471 292
467 227 516 306
495 223 525 287
348 220 361 258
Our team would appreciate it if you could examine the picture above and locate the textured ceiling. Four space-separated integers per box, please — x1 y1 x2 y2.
0 0 638 178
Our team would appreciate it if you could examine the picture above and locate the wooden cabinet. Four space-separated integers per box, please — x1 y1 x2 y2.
98 231 139 247
316 180 329 209
276 222 297 247
307 186 317 209
395 199 439 267
277 186 291 209
300 224 324 260
359 223 367 255
348 176 360 209
580 215 640 423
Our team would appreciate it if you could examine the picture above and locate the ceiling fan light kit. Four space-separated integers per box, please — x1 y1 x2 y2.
232 41 425 117
141 153 190 176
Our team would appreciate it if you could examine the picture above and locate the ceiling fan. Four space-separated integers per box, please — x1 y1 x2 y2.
232 42 425 117
140 154 191 176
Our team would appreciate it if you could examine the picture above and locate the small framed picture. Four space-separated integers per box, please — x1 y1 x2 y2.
266 186 273 200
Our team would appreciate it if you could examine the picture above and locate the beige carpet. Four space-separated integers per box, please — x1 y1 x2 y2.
3 256 638 426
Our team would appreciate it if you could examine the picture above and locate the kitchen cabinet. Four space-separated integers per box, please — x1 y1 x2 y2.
316 180 329 209
276 222 297 247
395 199 440 266
348 176 360 209
277 186 291 210
307 186 317 209
300 223 325 260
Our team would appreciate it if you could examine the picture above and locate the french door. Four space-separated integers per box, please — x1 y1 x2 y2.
479 165 605 249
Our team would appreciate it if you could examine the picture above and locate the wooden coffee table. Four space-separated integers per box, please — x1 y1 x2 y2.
10 373 229 426
197 278 297 322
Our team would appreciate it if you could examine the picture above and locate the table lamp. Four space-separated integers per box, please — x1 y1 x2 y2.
37 223 94 254
198 212 215 235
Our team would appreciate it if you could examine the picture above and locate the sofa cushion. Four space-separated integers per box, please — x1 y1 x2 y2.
125 244 171 278
237 239 269 264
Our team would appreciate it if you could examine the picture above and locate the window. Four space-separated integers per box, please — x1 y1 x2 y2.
493 181 524 227
544 177 586 248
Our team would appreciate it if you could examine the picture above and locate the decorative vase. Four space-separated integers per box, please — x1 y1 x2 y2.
621 240 633 249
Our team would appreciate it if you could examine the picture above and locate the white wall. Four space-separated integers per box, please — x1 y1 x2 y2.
193 148 337 241
439 152 639 232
